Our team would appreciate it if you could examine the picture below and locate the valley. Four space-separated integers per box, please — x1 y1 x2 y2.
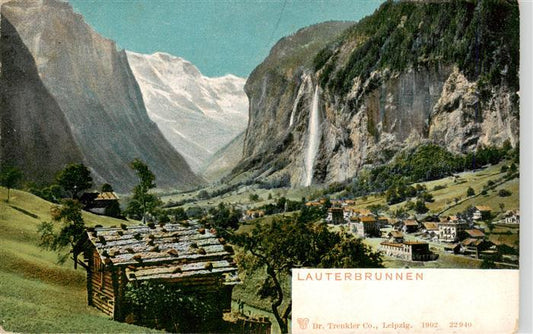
0 0 520 333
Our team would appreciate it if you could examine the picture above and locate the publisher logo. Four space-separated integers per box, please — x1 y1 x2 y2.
297 318 310 330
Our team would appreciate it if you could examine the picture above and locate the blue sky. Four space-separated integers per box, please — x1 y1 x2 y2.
69 0 384 77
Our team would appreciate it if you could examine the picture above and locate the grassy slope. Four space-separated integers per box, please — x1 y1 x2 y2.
0 187 154 333
344 162 519 216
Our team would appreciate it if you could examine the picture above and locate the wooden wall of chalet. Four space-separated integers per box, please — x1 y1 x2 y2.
86 248 127 319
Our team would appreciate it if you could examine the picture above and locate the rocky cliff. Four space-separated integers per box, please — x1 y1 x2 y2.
236 1 519 187
0 0 202 191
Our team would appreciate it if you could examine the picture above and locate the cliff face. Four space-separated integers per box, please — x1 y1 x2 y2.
237 1 519 187
0 12 83 183
0 0 202 191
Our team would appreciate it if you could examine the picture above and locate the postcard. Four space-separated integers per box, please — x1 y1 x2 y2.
0 0 523 333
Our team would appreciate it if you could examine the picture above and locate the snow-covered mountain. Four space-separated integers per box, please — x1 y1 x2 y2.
126 51 249 172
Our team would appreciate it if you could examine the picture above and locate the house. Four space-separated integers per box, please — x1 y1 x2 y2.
377 216 389 226
75 223 239 330
443 243 461 254
421 223 439 241
387 231 404 243
379 241 438 261
463 229 485 240
438 220 468 242
350 216 381 237
503 210 520 224
327 207 345 225
422 222 439 233
80 192 121 217
461 239 496 259
402 219 419 233
345 207 372 217
473 205 492 220
244 209 265 220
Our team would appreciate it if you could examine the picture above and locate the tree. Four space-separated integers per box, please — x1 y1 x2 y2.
498 189 512 197
414 199 429 214
466 187 475 197
0 165 23 202
232 217 382 333
480 258 497 269
208 202 240 232
125 159 161 221
56 163 93 199
101 183 114 192
368 204 389 216
37 199 85 264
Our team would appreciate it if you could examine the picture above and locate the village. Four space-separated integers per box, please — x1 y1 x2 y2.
313 199 520 266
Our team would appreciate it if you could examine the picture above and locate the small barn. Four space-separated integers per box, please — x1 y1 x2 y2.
80 191 121 217
75 222 239 330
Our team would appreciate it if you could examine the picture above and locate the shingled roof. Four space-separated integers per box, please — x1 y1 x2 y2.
85 222 238 284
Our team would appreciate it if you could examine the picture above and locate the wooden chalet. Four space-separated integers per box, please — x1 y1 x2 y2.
75 222 239 326
80 191 121 217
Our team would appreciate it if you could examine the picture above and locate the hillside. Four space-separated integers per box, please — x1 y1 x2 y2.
235 0 519 187
200 131 246 182
0 188 154 332
0 0 202 191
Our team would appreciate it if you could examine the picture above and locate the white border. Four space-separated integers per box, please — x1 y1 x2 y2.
519 1 532 333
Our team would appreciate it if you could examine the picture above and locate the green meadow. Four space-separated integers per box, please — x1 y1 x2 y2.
0 188 155 333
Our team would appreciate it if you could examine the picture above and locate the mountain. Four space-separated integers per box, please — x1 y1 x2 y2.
126 51 248 173
200 131 246 182
234 1 519 187
0 0 202 191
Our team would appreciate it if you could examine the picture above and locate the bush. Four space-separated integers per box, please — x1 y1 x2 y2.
197 190 210 200
124 281 219 332
467 187 475 197
498 189 512 197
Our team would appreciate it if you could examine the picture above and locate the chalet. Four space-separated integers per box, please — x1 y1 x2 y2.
387 231 404 243
473 205 492 220
443 243 461 254
422 222 439 233
503 210 520 224
327 207 345 225
461 239 496 259
379 241 438 261
75 223 238 330
421 222 439 241
438 220 468 242
244 209 265 220
342 199 356 206
80 192 120 217
463 229 485 240
402 219 419 233
377 216 389 226
345 207 372 218
350 216 381 237
305 201 323 207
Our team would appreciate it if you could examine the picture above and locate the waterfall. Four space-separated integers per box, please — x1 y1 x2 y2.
304 85 321 186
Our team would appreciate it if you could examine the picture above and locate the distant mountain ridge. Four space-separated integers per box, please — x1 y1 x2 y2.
0 0 202 191
126 51 249 173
